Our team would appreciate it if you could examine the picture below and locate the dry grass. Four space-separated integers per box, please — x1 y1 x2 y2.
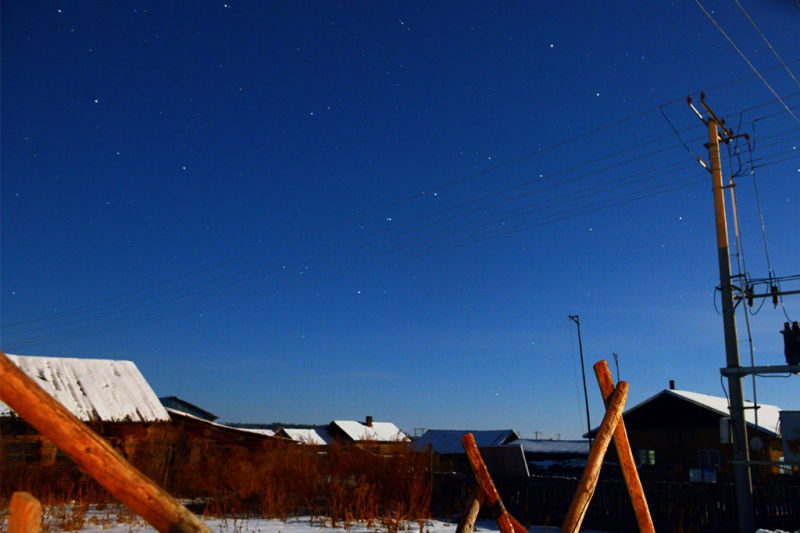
1 438 432 529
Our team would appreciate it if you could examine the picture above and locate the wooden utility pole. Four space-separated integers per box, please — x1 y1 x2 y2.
703 110 755 533
569 315 592 446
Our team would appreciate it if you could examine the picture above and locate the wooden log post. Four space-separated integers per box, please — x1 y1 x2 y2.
0 351 213 533
560 381 628 533
8 492 42 533
455 487 485 533
461 433 528 533
593 360 655 533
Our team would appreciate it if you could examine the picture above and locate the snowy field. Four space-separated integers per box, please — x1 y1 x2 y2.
43 513 610 533
10 506 796 533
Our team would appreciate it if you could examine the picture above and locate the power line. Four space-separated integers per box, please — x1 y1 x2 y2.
6 122 798 343
7 63 800 333
9 149 798 349
5 117 799 344
732 0 800 90
695 0 800 127
4 96 800 345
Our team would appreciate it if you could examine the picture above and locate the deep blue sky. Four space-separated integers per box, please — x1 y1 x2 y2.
2 1 798 438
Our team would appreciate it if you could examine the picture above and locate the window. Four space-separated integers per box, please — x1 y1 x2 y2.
637 449 655 466
698 449 720 469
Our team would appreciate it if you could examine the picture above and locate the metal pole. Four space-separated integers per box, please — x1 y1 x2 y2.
569 315 593 446
707 119 755 533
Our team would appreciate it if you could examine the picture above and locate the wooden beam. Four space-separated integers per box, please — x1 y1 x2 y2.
594 361 655 533
561 381 628 533
455 487 485 533
461 433 523 533
0 351 213 533
8 492 42 533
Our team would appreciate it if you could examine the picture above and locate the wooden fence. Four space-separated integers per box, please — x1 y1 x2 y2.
432 473 800 532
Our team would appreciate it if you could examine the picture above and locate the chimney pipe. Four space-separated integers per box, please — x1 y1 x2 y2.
365 415 373 427
669 380 675 390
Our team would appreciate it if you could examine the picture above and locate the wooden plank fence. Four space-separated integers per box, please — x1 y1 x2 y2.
431 473 799 532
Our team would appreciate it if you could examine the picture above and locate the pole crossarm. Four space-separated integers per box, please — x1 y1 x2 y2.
720 364 800 376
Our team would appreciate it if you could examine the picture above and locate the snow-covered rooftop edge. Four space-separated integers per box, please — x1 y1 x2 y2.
333 420 408 442
282 428 332 445
1 354 170 423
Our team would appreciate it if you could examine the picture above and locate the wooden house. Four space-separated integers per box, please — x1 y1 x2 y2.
0 354 279 468
586 385 787 482
326 416 408 453
1 353 172 465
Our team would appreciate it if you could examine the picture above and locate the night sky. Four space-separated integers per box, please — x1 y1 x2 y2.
2 1 798 438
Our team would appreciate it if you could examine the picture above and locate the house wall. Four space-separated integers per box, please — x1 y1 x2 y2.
614 395 786 481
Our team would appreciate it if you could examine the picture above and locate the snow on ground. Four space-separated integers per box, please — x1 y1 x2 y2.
10 506 615 533
7 506 795 533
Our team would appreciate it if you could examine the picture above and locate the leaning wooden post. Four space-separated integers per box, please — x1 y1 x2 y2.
561 381 628 533
594 361 655 533
0 351 213 533
461 433 527 533
8 492 42 533
455 487 485 533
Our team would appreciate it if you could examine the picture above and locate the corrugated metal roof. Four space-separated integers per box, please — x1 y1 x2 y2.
332 420 407 442
413 429 519 454
506 439 590 455
1 354 169 423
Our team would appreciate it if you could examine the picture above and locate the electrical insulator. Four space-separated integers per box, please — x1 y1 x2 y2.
781 321 800 366
745 285 754 307
770 285 779 307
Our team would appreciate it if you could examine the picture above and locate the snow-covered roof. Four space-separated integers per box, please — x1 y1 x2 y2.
413 429 520 454
165 408 276 439
331 420 408 442
281 428 333 445
244 428 276 437
587 389 783 438
507 439 590 455
667 389 782 437
1 354 169 423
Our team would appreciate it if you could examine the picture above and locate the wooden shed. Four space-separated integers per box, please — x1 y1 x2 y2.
1 353 172 465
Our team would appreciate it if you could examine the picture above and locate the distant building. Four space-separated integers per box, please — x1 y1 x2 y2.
507 438 590 474
275 427 333 445
321 416 408 454
327 416 408 443
413 429 520 454
159 396 218 422
412 429 521 476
